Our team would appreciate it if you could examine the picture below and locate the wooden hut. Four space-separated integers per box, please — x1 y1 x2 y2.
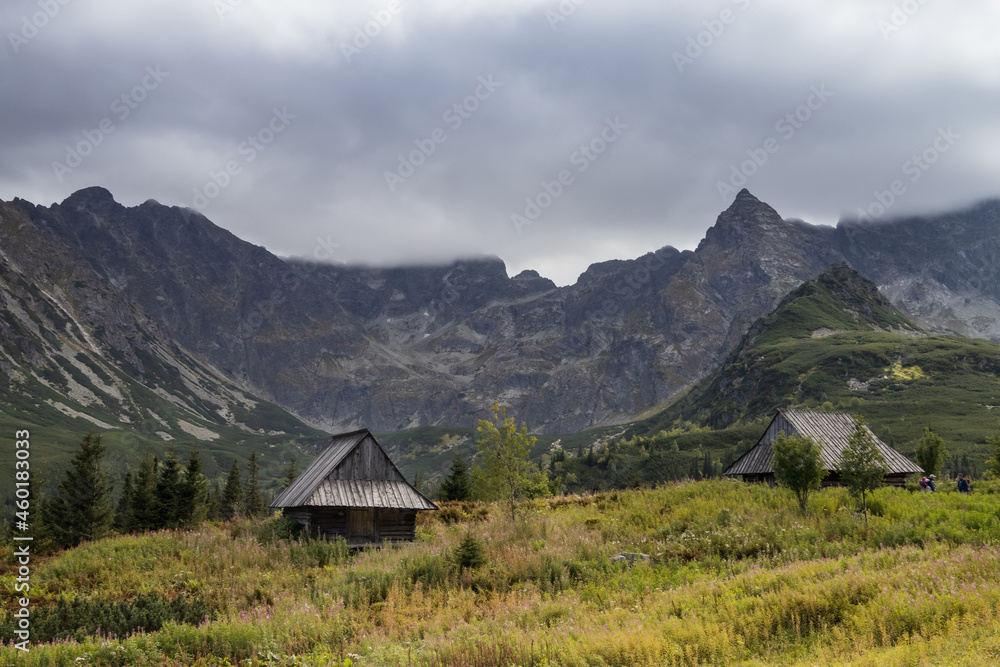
722 408 922 487
270 428 436 545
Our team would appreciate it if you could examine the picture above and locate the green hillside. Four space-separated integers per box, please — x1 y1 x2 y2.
548 264 1000 491
654 265 1000 450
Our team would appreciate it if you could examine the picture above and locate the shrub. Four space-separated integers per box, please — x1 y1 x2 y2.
0 594 215 644
253 515 306 544
402 552 450 587
904 473 923 493
866 495 888 517
343 569 395 608
288 536 350 568
453 533 487 570
436 504 465 525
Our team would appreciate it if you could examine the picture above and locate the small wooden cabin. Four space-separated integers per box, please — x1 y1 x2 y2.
270 428 436 545
722 408 923 487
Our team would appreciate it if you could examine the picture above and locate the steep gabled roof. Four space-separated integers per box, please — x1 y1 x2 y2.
723 408 923 476
270 428 436 510
305 479 434 509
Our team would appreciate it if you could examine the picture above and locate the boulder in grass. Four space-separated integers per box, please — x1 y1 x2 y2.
611 552 651 566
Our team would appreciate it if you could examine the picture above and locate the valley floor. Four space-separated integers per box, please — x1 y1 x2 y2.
5 480 1000 665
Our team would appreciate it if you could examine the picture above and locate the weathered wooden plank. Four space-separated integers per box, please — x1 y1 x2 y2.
390 482 404 506
292 505 419 544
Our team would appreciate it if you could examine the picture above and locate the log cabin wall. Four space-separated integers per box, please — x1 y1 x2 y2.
287 506 417 544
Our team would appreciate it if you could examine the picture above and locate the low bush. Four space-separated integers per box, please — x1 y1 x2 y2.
0 593 215 644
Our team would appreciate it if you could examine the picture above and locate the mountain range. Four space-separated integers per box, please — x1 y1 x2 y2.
633 261 1000 444
548 262 1000 492
2 186 999 447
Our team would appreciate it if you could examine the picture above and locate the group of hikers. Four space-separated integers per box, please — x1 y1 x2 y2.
919 473 972 493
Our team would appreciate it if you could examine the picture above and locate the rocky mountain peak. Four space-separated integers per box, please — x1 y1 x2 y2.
61 186 120 210
512 269 557 291
699 189 788 251
725 188 778 219
732 187 762 207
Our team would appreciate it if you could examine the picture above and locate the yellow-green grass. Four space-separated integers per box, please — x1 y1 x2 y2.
6 480 1000 665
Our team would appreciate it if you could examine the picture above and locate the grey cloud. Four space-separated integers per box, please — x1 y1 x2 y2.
1 0 998 286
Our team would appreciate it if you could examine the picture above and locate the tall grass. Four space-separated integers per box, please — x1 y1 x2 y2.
6 482 1000 665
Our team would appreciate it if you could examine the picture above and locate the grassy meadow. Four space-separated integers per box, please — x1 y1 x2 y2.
6 479 1000 665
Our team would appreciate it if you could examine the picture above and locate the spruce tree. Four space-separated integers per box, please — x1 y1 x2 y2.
205 481 222 521
33 495 59 555
701 452 715 479
128 451 158 532
284 455 299 487
439 454 471 501
115 472 133 532
29 465 58 555
244 452 264 518
153 450 183 529
221 459 243 520
179 447 208 527
48 433 115 548
413 471 427 496
453 532 487 569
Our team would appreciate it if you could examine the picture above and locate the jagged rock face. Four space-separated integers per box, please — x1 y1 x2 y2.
0 198 301 443
657 191 843 374
837 201 1000 340
2 187 999 434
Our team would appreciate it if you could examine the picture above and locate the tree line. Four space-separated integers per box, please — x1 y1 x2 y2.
23 433 295 553
435 424 737 503
437 410 998 522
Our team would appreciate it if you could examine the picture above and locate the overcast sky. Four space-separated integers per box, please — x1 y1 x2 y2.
2 1 998 286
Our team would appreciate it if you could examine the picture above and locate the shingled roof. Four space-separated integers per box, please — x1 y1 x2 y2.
270 428 436 511
723 408 923 477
